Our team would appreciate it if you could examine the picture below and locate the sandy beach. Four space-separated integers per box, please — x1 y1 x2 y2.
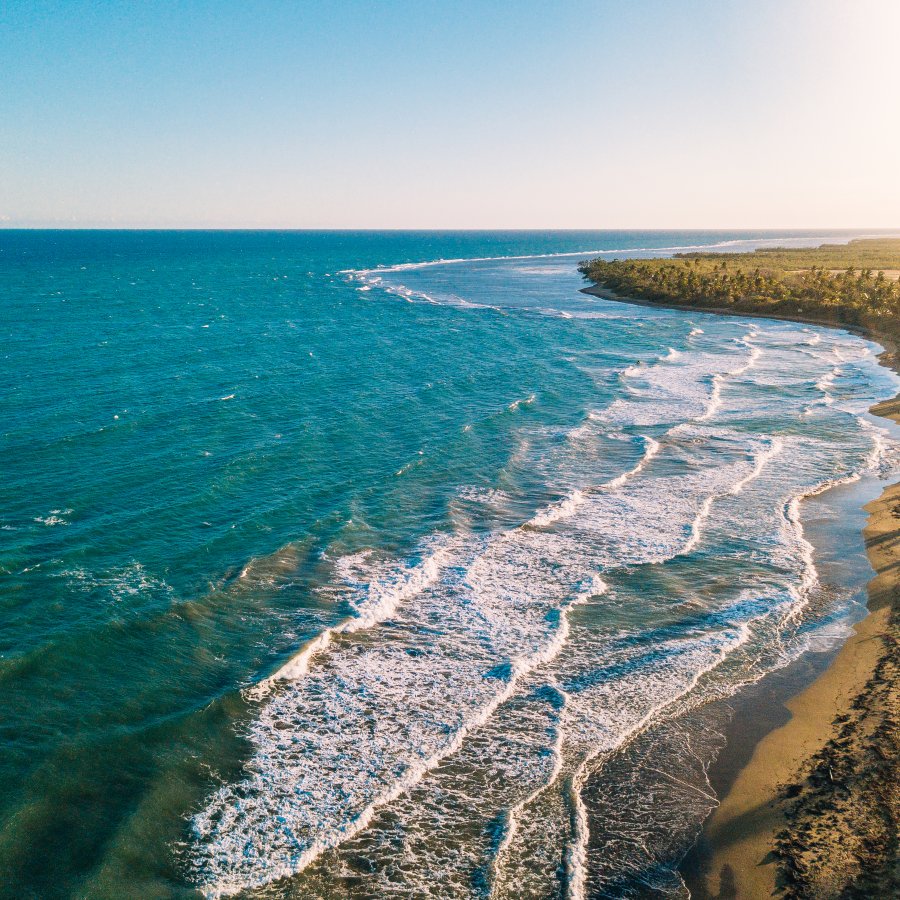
688 385 899 899
584 284 899 897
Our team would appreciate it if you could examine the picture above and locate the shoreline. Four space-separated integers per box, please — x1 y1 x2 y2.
582 283 899 897
581 283 899 360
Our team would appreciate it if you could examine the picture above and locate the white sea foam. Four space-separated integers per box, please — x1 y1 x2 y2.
60 562 172 604
189 254 898 896
456 486 512 505
489 679 568 890
697 373 726 422
603 434 660 489
34 515 68 526
528 434 660 528
694 338 762 422
564 624 750 900
247 543 453 699
857 416 900 476
776 464 872 635
815 366 840 405
197 564 611 897
679 438 783 556
528 490 587 527
508 393 536 412
622 347 681 378
338 233 869 279
193 432 792 897
605 331 765 430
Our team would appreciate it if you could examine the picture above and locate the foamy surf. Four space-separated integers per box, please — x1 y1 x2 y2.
192 432 820 896
527 489 586 527
680 438 784 556
563 624 751 900
11 230 900 900
187 248 899 899
527 434 660 527
246 543 452 699
488 678 569 891
197 572 611 898
507 393 536 411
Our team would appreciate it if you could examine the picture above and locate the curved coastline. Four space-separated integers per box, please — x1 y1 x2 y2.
583 282 900 897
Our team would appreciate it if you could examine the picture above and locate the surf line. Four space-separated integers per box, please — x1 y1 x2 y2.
778 474 855 632
250 430 657 700
488 680 569 892
779 409 897 635
696 333 762 423
504 440 782 898
679 437 784 557
564 623 752 900
527 435 661 529
339 234 857 280
253 435 660 701
203 576 609 899
538 337 771 539
245 544 451 700
489 433 778 894
488 575 609 892
248 328 778 705
511 335 773 541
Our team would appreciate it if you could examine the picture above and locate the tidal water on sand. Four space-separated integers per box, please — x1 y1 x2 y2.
2 231 898 898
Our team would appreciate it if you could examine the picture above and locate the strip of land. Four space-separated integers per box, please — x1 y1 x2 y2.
581 238 900 898
579 238 899 348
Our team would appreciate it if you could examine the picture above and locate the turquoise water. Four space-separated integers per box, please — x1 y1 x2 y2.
1 230 898 898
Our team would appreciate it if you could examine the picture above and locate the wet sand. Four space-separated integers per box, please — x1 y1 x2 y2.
684 477 899 898
582 284 899 897
686 387 899 899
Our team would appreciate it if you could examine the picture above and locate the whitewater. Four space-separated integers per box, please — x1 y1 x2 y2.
188 247 899 899
6 230 899 898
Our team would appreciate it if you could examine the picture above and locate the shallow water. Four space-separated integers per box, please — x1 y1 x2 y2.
1 230 898 898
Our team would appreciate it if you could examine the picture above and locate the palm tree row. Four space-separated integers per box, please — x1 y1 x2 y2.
579 241 900 341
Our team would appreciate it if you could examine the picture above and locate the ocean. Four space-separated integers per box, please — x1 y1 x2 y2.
1 230 898 898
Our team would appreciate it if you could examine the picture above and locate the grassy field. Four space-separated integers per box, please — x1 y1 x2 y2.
579 238 900 344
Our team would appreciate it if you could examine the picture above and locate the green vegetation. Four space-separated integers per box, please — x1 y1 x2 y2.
579 238 900 344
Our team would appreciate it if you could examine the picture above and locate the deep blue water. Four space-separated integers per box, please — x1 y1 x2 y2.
1 230 897 898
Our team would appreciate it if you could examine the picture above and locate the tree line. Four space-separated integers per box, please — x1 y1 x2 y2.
579 240 900 342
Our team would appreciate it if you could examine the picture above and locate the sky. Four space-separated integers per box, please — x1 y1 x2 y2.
2 0 899 229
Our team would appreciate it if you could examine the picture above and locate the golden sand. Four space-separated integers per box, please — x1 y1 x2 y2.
692 379 899 899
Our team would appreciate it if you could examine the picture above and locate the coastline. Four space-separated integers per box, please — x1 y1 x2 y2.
582 283 900 897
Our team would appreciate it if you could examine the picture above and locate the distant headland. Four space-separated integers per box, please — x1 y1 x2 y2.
580 237 900 352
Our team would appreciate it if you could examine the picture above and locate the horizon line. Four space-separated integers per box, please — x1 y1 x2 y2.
2 226 899 233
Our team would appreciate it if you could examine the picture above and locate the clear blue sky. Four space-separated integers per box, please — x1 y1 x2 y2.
2 0 898 228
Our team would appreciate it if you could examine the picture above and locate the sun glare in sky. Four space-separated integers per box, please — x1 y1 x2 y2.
1 0 899 228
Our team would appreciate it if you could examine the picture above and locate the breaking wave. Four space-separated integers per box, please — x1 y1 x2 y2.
189 252 899 898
